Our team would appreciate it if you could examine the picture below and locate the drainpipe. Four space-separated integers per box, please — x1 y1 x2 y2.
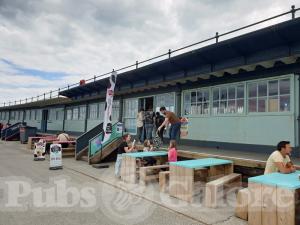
297 74 300 158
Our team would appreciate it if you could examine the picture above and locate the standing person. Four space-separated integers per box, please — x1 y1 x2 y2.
144 107 155 140
115 134 135 177
157 106 181 141
264 141 296 174
155 112 165 142
136 108 144 144
168 140 177 162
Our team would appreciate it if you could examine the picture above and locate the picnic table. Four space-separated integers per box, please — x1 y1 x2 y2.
169 157 233 202
248 171 300 225
121 151 168 183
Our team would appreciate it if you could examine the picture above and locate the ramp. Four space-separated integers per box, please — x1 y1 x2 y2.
75 123 103 160
88 122 123 164
1 122 24 141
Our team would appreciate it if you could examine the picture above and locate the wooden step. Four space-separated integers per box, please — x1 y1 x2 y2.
62 148 75 153
81 156 89 162
62 152 75 157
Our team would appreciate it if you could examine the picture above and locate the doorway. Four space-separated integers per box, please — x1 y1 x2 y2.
139 97 154 111
41 109 48 133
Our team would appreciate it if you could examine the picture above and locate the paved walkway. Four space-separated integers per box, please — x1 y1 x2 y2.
0 140 246 225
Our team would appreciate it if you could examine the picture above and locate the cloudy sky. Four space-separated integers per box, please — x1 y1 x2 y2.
0 0 298 105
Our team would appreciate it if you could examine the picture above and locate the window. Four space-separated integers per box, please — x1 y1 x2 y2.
72 107 79 120
112 100 120 122
183 89 209 115
212 84 244 115
99 102 105 121
89 104 98 119
155 93 175 112
79 106 86 120
66 109 72 120
123 98 138 133
30 110 36 120
49 109 56 120
247 78 290 113
19 111 23 121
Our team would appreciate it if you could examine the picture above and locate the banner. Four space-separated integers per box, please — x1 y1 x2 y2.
34 140 46 161
49 144 63 169
180 117 189 138
102 71 117 143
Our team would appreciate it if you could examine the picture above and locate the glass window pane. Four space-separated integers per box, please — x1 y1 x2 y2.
220 88 227 100
227 100 236 113
249 99 257 112
212 101 219 115
258 98 267 112
184 92 191 103
268 97 279 112
203 90 209 103
190 103 197 114
73 108 79 120
213 88 219 101
258 82 267 97
280 79 290 95
197 91 202 103
219 101 227 114
191 91 197 104
237 99 244 113
203 101 209 114
269 80 278 96
228 87 236 99
280 95 290 112
237 85 244 99
184 103 190 115
248 83 257 98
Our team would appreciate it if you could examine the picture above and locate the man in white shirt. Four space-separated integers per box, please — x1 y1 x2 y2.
57 131 70 148
264 141 296 174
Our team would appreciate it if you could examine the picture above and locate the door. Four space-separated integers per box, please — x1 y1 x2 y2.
41 109 48 133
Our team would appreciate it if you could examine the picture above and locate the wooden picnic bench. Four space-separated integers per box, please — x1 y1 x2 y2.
248 171 300 225
205 173 241 208
120 151 168 184
169 158 234 202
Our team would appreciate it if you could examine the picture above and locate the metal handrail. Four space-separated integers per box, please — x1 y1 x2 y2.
1 5 299 108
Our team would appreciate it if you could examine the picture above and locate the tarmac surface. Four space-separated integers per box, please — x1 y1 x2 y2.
0 141 247 225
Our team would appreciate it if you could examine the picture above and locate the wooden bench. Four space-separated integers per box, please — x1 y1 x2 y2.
205 173 241 208
235 188 249 221
139 165 169 185
159 171 170 192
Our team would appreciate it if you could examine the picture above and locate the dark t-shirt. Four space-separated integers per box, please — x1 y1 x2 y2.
155 115 164 128
144 111 155 124
117 141 128 154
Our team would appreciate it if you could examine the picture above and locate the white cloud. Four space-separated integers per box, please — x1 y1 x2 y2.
0 0 299 105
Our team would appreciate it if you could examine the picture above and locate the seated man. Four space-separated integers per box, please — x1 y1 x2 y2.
57 131 70 148
264 141 296 174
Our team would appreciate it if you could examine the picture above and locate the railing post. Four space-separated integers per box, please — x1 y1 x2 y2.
58 88 60 97
26 98 27 103
136 61 138 69
43 93 45 100
291 5 295 19
215 32 219 43
4 103 5 107
68 85 69 90
94 75 96 82
31 97 33 102
168 49 171 58
14 101 16 105
50 91 52 99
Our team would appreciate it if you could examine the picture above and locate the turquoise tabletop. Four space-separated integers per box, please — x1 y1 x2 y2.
169 157 233 169
124 151 168 158
248 171 300 190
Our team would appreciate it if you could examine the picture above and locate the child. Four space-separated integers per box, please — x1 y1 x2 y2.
143 139 156 166
168 140 177 162
143 139 154 152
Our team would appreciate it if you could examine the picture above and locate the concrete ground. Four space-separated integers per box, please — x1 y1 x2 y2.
0 141 247 225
